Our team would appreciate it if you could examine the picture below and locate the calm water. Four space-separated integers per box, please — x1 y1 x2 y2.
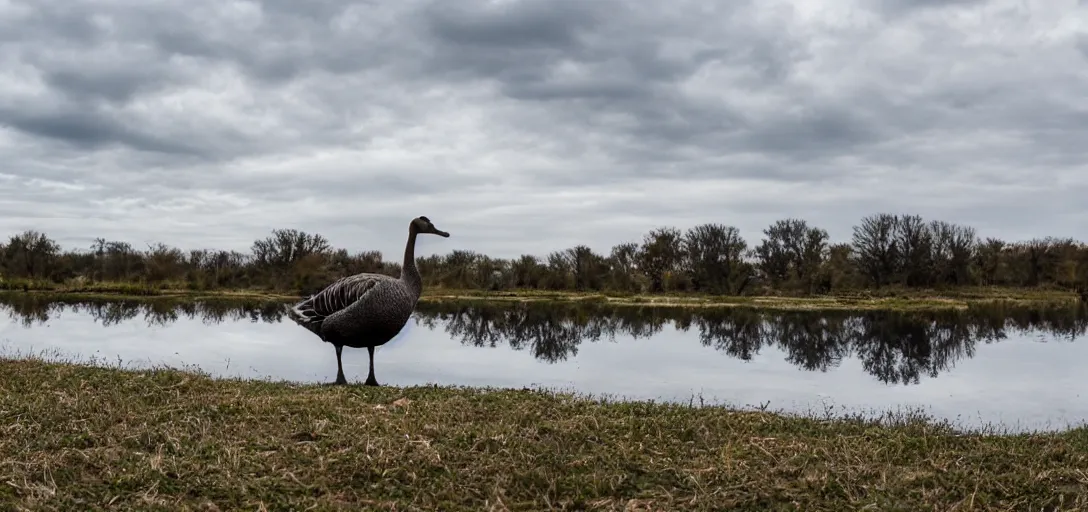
1 294 1086 432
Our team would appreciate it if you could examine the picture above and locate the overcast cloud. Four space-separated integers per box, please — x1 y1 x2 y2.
1 0 1086 261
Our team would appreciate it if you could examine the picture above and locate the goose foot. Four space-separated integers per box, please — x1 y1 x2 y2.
364 375 379 386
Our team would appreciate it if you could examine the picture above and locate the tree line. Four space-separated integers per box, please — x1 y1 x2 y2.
2 213 1087 296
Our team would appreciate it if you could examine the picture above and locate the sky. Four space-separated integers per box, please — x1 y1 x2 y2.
1 0 1087 262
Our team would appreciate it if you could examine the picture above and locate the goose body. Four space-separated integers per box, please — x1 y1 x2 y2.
286 216 449 385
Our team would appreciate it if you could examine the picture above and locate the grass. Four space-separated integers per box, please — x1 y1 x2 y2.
1 357 1086 510
0 277 1082 311
0 278 297 302
424 286 1083 311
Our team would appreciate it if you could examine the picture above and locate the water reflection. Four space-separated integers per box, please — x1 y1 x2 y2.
2 294 1086 387
417 301 1088 386
0 295 287 328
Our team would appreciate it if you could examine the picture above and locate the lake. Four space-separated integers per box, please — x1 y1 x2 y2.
1 294 1086 433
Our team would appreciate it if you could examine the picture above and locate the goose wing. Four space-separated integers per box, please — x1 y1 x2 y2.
287 273 390 328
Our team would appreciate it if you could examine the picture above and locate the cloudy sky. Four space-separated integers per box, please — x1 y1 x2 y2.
1 0 1086 261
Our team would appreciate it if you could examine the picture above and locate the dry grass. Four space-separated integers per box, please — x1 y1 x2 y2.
421 286 1081 311
1 282 1080 312
1 357 1086 511
0 279 295 302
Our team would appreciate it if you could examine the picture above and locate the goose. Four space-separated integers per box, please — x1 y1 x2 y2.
285 216 450 386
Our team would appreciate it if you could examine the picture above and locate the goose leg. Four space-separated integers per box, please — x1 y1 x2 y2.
334 344 347 385
364 345 379 386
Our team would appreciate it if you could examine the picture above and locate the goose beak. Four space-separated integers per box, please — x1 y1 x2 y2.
433 228 450 237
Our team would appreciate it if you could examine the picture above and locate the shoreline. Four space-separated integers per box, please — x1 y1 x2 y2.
1 357 1084 509
0 283 1082 311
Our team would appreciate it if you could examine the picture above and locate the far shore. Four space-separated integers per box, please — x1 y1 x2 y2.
0 281 1083 311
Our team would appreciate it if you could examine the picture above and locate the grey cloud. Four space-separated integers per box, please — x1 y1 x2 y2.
0 1 448 163
139 1 421 83
423 0 601 49
413 0 831 179
0 0 1085 259
43 67 162 105
419 0 779 92
873 0 990 15
0 4 102 44
734 103 887 159
0 105 201 155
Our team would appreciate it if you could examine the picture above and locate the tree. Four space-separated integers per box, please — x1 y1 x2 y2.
929 220 977 285
683 223 749 294
510 254 546 289
544 251 574 290
145 242 187 282
753 218 828 291
249 228 332 291
606 242 641 292
1 230 60 279
441 250 482 289
851 213 900 286
895 214 933 287
638 227 685 292
974 238 1005 285
250 229 331 269
820 243 858 291
566 245 608 291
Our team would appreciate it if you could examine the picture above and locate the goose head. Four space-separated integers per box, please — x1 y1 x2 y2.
411 216 450 237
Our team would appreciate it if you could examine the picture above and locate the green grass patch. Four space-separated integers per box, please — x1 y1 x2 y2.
0 357 1085 510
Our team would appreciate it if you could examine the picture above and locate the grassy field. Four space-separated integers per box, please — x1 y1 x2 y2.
1 358 1086 511
1 278 1082 311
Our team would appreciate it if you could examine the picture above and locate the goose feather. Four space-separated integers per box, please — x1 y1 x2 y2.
289 273 388 333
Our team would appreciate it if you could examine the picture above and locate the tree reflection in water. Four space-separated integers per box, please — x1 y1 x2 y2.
2 294 1085 386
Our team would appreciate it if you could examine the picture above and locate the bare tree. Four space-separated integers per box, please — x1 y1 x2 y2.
684 223 749 294
607 242 641 292
851 213 900 286
896 214 933 286
929 220 977 285
251 229 331 269
638 226 685 292
1 230 60 279
753 218 828 291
